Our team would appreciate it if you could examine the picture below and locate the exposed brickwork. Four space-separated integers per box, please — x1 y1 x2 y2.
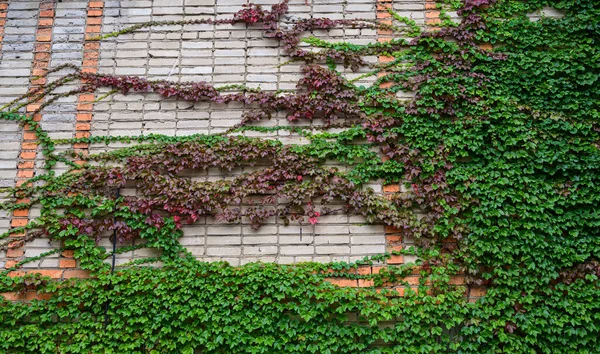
6 0 56 270
0 1 6 53
0 1 439 275
75 0 103 157
425 0 440 27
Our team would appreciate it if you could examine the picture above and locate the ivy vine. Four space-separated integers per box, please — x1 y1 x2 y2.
1 0 599 352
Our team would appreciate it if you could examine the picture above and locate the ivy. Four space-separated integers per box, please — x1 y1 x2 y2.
1 0 599 352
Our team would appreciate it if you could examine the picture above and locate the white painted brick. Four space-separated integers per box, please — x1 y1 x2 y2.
280 246 314 255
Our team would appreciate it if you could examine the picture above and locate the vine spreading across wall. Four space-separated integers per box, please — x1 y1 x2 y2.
1 0 599 352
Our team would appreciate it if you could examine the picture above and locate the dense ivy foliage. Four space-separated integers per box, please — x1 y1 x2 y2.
1 0 599 352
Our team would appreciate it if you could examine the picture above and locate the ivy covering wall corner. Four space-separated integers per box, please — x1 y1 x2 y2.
0 0 599 352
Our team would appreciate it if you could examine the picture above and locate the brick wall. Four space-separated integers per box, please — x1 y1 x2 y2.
0 1 438 275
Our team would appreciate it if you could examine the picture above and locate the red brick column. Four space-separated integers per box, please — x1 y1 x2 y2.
376 0 404 266
73 1 103 161
58 0 105 272
425 0 441 27
0 1 7 53
327 0 399 289
6 0 56 270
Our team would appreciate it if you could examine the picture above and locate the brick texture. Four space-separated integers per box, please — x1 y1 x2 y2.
0 1 441 273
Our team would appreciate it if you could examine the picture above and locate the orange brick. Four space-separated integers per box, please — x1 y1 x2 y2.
7 249 24 258
479 43 493 51
26 104 40 112
425 2 437 10
88 9 103 17
75 132 91 139
326 278 358 287
9 242 25 253
387 254 404 264
15 180 31 187
79 94 95 102
83 51 98 59
406 276 420 285
33 60 49 69
84 42 100 50
77 103 93 111
76 123 91 131
389 245 403 253
377 12 392 19
35 43 51 52
74 143 89 149
23 132 37 140
31 77 47 86
81 67 98 74
410 266 423 275
38 18 53 26
34 52 50 61
59 259 77 268
5 260 19 269
87 17 102 25
12 209 29 217
383 184 399 192
1 292 22 301
63 270 92 279
470 287 487 297
77 113 93 121
377 29 392 37
450 276 465 285
357 267 372 275
358 279 375 287
85 25 101 34
17 170 34 178
379 55 394 63
11 219 28 227
82 59 98 67
7 270 26 277
17 161 35 169
39 10 54 18
62 250 75 258
377 3 391 9
372 265 385 274
21 142 38 150
36 33 52 42
34 270 63 279
386 235 402 243
426 10 440 18
37 293 53 301
31 68 47 77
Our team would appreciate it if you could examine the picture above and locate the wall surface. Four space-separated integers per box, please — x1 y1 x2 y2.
0 0 431 271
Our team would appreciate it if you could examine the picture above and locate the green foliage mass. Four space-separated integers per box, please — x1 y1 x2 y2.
1 0 600 352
